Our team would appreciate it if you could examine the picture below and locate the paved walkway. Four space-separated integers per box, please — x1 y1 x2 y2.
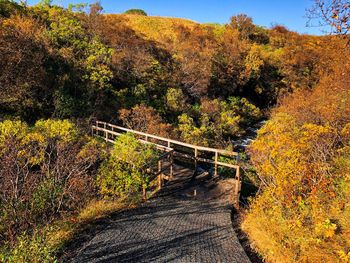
65 167 250 263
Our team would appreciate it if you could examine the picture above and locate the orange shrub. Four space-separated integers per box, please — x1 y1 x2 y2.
243 64 350 262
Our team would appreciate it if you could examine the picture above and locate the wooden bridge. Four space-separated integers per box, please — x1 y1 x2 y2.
92 121 242 207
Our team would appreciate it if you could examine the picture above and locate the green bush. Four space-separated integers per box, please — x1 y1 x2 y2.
97 133 158 198
0 231 56 263
166 88 187 112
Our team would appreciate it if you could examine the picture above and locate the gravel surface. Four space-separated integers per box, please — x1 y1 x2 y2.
65 167 251 263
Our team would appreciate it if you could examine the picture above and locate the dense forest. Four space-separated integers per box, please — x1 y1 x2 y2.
0 0 349 262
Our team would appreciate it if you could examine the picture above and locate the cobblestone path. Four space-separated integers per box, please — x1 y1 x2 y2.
65 167 250 263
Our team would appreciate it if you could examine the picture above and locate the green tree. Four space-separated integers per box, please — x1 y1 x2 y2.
178 113 215 147
43 5 113 117
38 0 52 7
166 88 187 112
124 9 147 16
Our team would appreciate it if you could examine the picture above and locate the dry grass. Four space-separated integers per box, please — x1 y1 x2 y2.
78 199 136 222
104 14 211 43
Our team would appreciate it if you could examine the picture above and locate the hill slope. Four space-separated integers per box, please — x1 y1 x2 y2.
104 14 224 43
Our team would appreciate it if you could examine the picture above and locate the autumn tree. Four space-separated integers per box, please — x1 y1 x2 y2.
0 0 24 17
173 25 217 97
0 15 53 122
209 27 248 99
229 14 255 40
119 104 173 138
308 0 350 35
0 3 115 122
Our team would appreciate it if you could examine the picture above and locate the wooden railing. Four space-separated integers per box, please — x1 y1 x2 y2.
92 121 242 206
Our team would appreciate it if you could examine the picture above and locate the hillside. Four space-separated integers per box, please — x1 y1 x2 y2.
107 14 199 42
1 1 350 262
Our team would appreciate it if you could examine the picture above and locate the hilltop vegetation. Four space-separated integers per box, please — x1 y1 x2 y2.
124 9 148 16
0 0 350 262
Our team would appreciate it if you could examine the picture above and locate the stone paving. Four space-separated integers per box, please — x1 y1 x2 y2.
65 167 250 263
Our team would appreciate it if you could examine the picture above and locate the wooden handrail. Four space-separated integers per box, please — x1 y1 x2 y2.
92 121 240 170
93 126 173 152
95 121 238 157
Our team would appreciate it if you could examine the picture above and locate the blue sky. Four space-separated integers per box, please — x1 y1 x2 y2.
26 0 325 35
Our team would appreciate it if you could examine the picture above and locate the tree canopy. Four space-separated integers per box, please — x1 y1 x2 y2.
124 9 147 16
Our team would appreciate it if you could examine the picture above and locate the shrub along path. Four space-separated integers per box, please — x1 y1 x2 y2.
64 165 250 263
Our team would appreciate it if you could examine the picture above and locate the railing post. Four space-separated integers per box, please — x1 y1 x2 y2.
234 166 241 209
142 186 147 200
170 151 174 179
104 122 107 141
158 160 162 190
214 151 218 177
194 148 198 172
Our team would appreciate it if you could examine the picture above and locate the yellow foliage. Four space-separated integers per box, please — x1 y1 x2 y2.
315 219 337 239
244 44 264 78
34 119 78 142
338 250 350 262
0 120 27 146
244 69 350 262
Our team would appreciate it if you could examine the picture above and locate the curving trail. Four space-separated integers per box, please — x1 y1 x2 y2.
64 166 250 263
